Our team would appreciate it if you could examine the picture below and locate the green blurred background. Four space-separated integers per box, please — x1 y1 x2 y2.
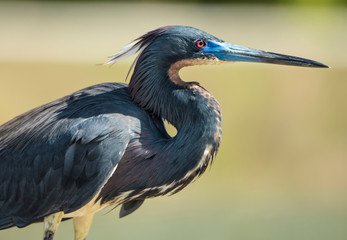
0 1 346 240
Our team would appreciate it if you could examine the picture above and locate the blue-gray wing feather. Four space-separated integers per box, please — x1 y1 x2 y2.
0 83 143 229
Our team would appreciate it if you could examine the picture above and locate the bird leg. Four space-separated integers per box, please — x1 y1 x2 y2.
73 213 94 240
43 211 64 240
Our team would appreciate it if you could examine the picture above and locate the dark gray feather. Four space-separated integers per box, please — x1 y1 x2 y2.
119 200 144 218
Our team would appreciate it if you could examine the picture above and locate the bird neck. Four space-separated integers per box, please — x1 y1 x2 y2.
129 59 219 131
129 57 222 154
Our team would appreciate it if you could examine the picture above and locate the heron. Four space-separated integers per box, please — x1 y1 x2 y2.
0 25 328 240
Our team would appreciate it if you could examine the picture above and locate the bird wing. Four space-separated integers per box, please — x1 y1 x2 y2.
0 83 139 229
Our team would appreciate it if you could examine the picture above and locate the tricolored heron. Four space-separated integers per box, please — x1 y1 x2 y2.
0 26 328 240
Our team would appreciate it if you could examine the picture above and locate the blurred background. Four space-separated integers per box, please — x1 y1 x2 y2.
0 0 346 239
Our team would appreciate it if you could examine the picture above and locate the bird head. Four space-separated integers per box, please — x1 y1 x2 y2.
105 25 329 69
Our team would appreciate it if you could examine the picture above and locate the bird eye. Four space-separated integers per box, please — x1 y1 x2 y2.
195 39 206 48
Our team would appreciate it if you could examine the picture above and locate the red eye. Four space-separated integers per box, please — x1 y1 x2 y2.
195 39 206 48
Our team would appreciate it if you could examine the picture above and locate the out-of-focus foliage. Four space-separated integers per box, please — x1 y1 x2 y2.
1 0 347 5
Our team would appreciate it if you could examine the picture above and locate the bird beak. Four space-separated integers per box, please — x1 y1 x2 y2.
201 40 329 68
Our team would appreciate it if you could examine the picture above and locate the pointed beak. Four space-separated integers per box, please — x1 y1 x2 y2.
201 40 329 68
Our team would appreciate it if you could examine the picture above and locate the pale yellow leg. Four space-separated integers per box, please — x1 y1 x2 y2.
43 211 64 240
73 213 95 240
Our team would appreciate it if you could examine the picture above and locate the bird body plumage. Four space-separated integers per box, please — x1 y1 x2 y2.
0 80 221 229
0 25 327 239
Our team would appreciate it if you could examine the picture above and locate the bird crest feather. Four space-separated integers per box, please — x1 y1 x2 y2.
104 26 171 65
